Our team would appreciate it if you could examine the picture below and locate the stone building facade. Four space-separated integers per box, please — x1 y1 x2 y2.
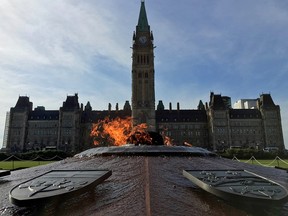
206 93 284 151
1 2 285 153
2 91 284 153
131 1 156 131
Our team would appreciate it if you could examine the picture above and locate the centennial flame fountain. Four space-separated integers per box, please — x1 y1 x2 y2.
1 1 288 214
1 119 288 216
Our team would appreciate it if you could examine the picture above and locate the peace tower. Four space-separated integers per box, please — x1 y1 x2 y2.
131 1 156 131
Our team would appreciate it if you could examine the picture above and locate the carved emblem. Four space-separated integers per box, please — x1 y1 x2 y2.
9 170 112 206
183 169 288 204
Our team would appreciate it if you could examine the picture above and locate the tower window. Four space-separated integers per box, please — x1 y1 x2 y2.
145 73 148 78
138 73 142 78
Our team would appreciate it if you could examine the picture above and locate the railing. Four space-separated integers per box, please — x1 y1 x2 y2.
232 155 288 168
0 155 64 170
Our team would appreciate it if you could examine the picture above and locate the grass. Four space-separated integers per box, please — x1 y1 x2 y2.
0 160 56 170
237 158 288 169
2 158 288 171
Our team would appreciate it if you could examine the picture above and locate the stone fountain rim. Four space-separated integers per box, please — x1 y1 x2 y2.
75 145 216 158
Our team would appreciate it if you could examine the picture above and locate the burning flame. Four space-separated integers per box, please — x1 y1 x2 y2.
128 123 153 145
183 141 193 147
90 116 153 146
159 127 174 146
163 136 173 146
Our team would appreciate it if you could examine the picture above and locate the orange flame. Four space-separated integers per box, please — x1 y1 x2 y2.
163 136 173 146
90 116 154 146
159 127 174 146
90 117 131 146
128 123 152 145
183 141 193 147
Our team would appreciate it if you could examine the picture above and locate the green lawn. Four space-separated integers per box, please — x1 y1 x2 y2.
237 158 288 169
2 158 288 171
0 160 56 170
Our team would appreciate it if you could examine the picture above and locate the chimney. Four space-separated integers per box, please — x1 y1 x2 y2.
108 103 111 112
169 102 172 111
177 102 180 111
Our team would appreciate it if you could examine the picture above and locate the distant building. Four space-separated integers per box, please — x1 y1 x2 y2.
1 2 285 153
234 99 258 109
206 93 284 151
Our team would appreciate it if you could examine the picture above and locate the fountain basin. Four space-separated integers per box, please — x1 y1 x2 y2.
1 146 288 216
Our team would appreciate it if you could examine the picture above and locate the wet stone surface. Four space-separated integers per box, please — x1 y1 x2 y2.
0 146 288 216
74 145 216 157
0 170 10 178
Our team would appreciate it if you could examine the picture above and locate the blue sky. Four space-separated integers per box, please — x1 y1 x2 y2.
0 0 288 149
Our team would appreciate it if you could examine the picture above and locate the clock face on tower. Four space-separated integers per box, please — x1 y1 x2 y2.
139 36 147 44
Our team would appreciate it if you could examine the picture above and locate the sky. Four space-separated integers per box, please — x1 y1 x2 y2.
0 0 288 149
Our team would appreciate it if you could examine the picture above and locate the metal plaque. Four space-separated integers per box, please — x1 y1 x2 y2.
183 169 288 205
9 169 112 206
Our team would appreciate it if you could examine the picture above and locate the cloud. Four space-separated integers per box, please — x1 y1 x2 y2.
0 0 135 143
0 0 133 93
0 0 288 148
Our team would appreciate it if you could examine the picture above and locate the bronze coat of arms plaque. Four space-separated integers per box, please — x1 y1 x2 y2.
183 169 288 205
9 169 112 206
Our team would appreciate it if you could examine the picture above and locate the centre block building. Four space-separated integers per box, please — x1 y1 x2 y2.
2 2 285 153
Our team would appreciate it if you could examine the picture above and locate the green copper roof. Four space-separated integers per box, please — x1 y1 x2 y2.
137 1 150 32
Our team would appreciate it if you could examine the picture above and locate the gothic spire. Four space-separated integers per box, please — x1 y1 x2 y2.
137 1 150 32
